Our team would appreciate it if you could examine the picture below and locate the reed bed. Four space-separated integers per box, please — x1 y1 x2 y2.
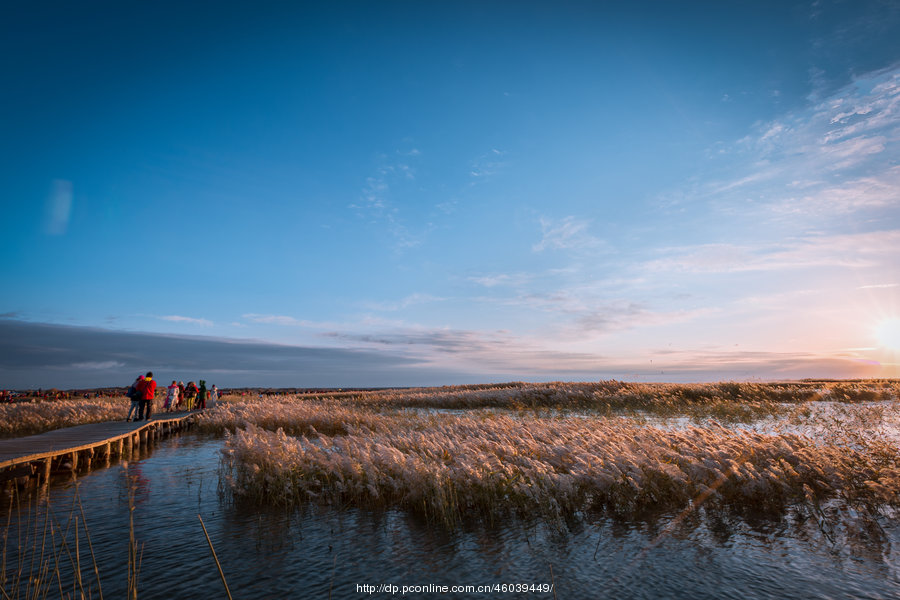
194 396 404 437
220 410 900 527
0 397 126 438
784 400 900 446
4 380 896 439
297 380 900 423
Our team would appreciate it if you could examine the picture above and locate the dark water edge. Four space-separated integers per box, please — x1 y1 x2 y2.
3 433 900 600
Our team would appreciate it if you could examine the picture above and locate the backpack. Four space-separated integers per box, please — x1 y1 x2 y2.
127 384 139 400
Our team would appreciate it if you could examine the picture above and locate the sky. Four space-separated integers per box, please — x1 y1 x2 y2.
2 0 900 389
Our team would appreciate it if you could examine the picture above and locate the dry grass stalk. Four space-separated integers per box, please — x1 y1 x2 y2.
0 488 107 600
198 514 232 600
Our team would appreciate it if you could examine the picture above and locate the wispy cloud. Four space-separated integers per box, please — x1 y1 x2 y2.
349 148 425 250
158 315 213 327
469 148 508 180
775 166 900 216
242 313 305 326
858 283 899 289
533 216 605 253
358 176 388 211
71 360 125 370
43 179 72 235
241 314 351 331
714 67 899 221
468 273 535 288
637 349 880 380
314 317 882 381
320 325 611 373
361 293 445 312
644 230 900 274
492 289 710 336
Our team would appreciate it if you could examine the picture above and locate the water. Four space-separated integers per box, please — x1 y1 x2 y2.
403 400 900 444
3 432 900 599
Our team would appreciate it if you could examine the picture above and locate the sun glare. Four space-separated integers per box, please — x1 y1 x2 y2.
875 318 900 352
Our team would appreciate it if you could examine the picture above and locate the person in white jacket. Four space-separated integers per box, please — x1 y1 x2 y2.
165 380 180 412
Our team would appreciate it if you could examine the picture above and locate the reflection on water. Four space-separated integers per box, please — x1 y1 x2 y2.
3 434 900 599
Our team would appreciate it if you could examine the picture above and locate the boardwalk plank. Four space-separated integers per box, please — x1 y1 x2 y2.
0 412 196 470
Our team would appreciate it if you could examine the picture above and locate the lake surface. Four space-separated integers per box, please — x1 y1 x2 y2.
3 431 900 599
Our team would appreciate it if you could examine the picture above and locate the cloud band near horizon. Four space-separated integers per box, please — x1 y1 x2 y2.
0 319 888 390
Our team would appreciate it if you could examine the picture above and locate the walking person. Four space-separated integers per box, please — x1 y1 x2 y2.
165 380 180 412
136 372 157 421
125 375 143 421
196 380 208 411
184 381 198 410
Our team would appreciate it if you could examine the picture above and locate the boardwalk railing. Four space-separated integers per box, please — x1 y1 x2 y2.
0 413 197 488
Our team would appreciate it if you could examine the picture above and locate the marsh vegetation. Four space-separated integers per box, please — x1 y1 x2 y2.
3 380 900 598
190 381 900 529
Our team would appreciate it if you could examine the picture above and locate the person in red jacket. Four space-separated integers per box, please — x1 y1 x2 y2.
136 372 157 421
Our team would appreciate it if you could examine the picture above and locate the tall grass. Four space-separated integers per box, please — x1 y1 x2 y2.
200 381 900 528
194 396 403 437
219 410 900 528
1 489 106 599
5 381 896 439
1 470 144 600
310 379 900 405
252 380 900 423
0 397 127 438
784 400 900 446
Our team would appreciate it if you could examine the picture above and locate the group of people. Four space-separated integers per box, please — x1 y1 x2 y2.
125 372 219 422
163 379 218 412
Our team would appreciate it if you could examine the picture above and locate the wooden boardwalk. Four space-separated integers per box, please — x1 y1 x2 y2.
0 412 197 485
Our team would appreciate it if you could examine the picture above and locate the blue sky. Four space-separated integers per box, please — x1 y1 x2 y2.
2 1 899 388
